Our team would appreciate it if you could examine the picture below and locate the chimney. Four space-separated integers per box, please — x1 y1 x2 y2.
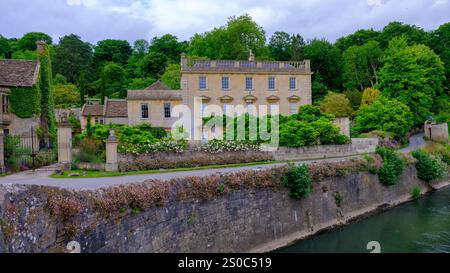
248 49 255 62
36 40 47 54
180 53 187 69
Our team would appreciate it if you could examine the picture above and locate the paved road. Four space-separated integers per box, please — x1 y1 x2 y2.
0 134 426 190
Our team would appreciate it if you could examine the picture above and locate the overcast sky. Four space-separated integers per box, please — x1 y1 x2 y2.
1 0 449 44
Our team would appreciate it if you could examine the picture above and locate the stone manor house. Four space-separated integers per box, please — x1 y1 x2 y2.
81 52 313 139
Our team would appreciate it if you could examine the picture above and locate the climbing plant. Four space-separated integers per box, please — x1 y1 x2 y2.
9 86 41 118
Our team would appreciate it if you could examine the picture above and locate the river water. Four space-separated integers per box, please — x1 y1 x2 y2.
279 186 450 253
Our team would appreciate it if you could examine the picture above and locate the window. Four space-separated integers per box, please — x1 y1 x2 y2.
199 76 207 90
290 103 298 114
94 117 104 124
2 95 9 113
164 103 171 118
222 77 230 90
141 103 149 119
268 77 276 90
269 104 279 115
289 77 297 90
245 77 253 90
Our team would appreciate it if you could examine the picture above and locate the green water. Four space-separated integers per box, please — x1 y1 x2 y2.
279 186 450 253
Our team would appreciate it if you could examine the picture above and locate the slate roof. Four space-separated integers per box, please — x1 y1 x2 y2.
127 90 183 101
182 60 311 73
81 104 104 117
0 60 40 87
145 81 171 90
104 99 128 117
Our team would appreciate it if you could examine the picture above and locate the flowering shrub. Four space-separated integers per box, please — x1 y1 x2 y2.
119 138 188 155
200 139 261 154
119 151 272 172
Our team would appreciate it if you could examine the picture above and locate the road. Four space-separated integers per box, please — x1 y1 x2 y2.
0 134 426 190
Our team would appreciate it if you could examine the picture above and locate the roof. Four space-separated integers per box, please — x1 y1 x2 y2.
127 89 183 101
104 99 128 117
145 81 171 90
181 59 311 74
81 104 104 117
0 59 40 87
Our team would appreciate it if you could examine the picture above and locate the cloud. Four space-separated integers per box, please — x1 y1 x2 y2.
1 0 449 44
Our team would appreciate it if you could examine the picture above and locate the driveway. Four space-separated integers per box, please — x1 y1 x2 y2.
0 134 427 190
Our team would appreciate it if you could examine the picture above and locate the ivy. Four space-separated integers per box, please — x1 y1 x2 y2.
38 45 56 142
9 86 40 118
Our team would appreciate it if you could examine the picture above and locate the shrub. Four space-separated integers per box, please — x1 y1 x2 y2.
376 147 405 186
411 150 447 183
119 138 187 155
411 186 421 199
201 139 260 153
320 92 353 118
74 136 105 163
282 165 312 199
422 142 450 165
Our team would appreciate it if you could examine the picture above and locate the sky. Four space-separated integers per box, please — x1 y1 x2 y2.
0 0 449 44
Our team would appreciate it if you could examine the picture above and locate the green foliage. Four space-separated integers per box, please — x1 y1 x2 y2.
100 62 127 99
38 44 57 142
53 74 67 85
9 86 40 118
149 34 186 64
342 40 382 90
360 87 381 107
12 50 38 60
334 192 343 207
304 39 343 90
188 14 267 60
320 92 353 118
344 89 363 111
376 147 405 186
74 136 105 163
53 34 93 83
411 186 421 200
160 64 181 89
0 34 12 58
411 150 447 183
53 84 80 108
335 29 380 52
282 165 312 199
268 32 305 61
353 97 413 140
311 74 329 102
431 22 450 88
93 39 132 66
127 78 156 90
379 22 430 48
379 36 445 126
140 51 168 79
15 32 52 51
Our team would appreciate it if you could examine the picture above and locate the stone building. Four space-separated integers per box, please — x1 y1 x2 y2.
0 59 41 135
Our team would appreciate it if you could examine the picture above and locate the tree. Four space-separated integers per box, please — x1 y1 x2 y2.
127 78 156 90
342 41 382 90
15 32 52 51
344 89 363 111
93 39 132 67
78 71 88 106
320 92 353 118
379 37 445 126
160 64 181 89
188 14 267 60
100 63 127 100
290 34 306 61
379 22 430 48
140 51 168 79
54 84 80 108
53 34 93 83
149 34 185 63
353 97 413 140
53 74 67 85
0 35 11 58
360 87 380 107
304 39 343 90
133 39 149 57
311 74 329 102
335 29 380 52
431 22 450 89
268 31 292 61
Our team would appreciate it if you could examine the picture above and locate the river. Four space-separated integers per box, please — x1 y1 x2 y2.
279 186 450 253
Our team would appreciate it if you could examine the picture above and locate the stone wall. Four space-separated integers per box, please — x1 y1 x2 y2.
118 138 379 170
7 115 40 135
0 163 447 253
424 122 449 142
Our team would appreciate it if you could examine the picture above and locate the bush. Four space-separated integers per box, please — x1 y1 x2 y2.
119 138 187 155
422 142 450 165
411 186 421 199
411 150 447 183
282 165 312 199
320 92 353 118
201 139 260 154
376 147 405 186
74 136 105 163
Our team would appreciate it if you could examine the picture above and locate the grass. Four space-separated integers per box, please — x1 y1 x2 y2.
49 160 279 179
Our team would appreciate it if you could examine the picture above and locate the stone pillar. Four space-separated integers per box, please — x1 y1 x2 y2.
57 122 72 170
105 129 119 172
0 129 4 173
